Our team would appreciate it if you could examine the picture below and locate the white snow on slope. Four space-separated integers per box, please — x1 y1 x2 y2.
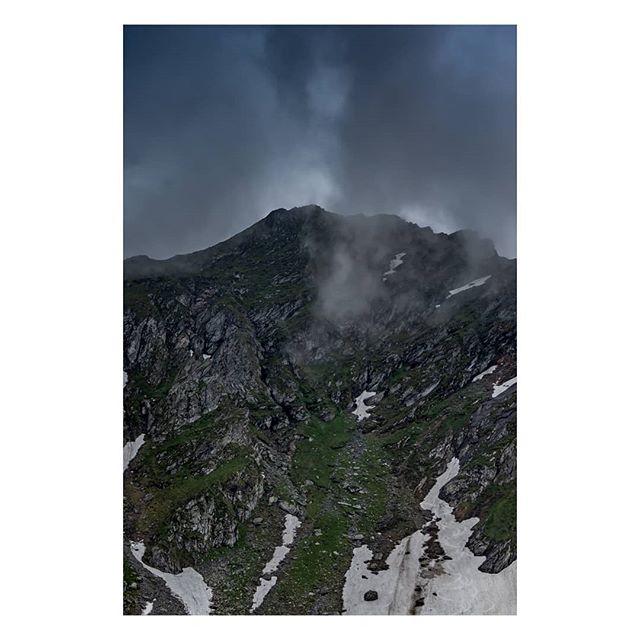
250 514 301 613
142 600 154 615
472 365 498 382
446 275 492 299
123 434 145 472
342 458 516 615
130 541 212 615
352 390 376 421
492 376 517 398
123 371 128 388
383 252 407 279
418 458 516 615
202 354 211 360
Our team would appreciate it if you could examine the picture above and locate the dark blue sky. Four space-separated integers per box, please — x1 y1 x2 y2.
124 25 516 258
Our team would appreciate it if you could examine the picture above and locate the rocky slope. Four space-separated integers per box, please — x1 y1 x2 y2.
123 205 516 615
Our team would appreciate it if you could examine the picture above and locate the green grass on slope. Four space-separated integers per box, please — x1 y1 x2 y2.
483 484 516 542
123 557 141 614
291 414 352 492
126 409 256 540
263 413 391 614
136 451 254 538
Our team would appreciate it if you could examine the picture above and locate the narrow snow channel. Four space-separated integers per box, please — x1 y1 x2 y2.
123 434 145 472
342 458 516 615
446 275 492 299
383 252 406 279
352 390 376 421
250 514 301 613
142 600 154 615
492 376 517 398
472 365 498 382
130 541 212 615
123 370 128 388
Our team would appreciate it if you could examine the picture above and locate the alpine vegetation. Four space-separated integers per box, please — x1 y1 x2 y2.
123 205 516 615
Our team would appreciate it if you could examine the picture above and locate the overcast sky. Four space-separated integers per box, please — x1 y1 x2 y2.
124 25 516 259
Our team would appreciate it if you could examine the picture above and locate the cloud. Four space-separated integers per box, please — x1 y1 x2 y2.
124 26 516 259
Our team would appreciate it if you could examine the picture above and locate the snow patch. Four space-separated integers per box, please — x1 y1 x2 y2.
383 252 407 279
342 458 516 615
202 354 211 360
142 600 154 615
250 514 301 613
130 541 212 615
446 275 492 299
472 365 498 382
492 376 517 398
189 349 194 357
123 371 128 388
352 390 376 421
123 434 145 472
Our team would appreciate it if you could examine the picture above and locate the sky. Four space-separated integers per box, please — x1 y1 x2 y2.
124 25 516 259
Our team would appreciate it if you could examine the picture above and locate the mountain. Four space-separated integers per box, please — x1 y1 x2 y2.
123 204 516 615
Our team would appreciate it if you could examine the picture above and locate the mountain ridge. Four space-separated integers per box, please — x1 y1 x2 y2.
124 204 509 281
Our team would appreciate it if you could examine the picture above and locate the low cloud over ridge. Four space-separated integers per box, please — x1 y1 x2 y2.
124 26 516 259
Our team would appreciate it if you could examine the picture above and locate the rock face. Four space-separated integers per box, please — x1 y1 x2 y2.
123 205 516 615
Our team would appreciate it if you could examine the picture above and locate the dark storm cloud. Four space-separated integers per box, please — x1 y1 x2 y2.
124 26 516 259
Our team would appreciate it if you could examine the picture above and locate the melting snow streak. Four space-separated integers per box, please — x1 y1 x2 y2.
130 541 212 615
446 275 492 298
473 365 498 382
250 514 301 613
492 376 517 398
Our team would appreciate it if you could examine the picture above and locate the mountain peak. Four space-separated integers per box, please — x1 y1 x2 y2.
124 198 517 615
